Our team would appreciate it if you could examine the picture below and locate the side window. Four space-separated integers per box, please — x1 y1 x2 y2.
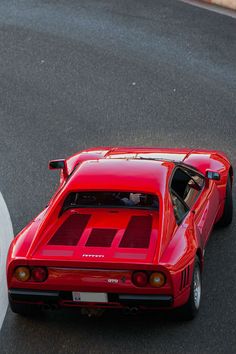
184 168 204 189
170 192 189 224
171 168 203 209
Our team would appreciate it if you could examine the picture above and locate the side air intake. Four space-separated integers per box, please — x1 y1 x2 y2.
180 266 190 291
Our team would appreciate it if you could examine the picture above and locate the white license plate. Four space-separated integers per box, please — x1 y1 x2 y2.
72 292 108 303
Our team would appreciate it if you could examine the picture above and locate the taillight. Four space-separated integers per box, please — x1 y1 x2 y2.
132 271 148 287
149 272 166 288
132 271 166 288
14 266 31 282
31 267 48 282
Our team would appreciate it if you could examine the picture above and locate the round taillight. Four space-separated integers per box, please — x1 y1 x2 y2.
149 272 166 288
132 271 148 287
14 266 30 282
31 267 48 282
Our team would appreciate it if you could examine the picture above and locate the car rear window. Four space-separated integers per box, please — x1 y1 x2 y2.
61 191 159 212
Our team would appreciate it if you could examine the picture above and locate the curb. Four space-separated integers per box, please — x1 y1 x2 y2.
0 192 14 330
201 0 236 10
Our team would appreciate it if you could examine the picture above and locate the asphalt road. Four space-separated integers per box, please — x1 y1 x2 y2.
0 0 236 352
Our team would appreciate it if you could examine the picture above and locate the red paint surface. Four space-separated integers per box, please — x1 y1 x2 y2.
7 147 232 310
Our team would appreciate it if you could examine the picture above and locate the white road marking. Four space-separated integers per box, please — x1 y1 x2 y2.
0 192 14 330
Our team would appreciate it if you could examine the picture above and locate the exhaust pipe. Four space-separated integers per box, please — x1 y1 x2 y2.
42 304 51 310
81 308 105 317
50 304 59 310
42 303 58 311
124 307 139 315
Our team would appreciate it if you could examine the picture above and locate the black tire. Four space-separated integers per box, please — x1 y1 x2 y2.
217 175 233 227
9 297 41 316
178 258 202 320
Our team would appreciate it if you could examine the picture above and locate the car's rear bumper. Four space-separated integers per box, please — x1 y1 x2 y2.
9 288 174 309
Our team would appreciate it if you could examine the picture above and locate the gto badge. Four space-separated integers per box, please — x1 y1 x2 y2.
107 279 119 284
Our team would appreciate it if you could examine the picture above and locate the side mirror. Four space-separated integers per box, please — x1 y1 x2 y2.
49 159 66 170
206 170 220 181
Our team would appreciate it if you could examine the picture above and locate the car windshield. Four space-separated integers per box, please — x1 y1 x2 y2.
62 191 159 212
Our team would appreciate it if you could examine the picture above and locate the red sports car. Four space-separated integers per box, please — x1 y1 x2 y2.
7 147 233 319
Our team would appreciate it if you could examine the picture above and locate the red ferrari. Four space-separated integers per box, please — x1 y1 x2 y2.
7 147 233 319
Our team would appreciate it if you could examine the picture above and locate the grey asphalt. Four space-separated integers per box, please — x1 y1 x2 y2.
0 0 236 352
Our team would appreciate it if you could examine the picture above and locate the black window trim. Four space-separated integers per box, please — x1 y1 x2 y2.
177 162 205 178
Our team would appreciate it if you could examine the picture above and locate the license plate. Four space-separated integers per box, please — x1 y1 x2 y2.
72 292 108 303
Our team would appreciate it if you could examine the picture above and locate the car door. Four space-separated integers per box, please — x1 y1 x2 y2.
191 179 219 248
171 166 219 248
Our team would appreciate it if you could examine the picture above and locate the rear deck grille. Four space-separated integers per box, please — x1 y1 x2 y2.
48 214 91 246
119 215 152 248
85 228 117 247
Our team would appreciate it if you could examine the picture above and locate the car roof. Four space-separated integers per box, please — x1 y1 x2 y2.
66 158 174 195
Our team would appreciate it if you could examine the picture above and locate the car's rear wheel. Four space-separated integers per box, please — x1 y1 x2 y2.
217 174 233 227
9 297 41 316
178 258 201 320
